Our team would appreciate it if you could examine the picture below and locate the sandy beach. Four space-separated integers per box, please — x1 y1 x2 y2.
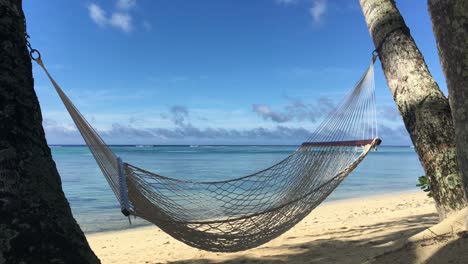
85 191 468 264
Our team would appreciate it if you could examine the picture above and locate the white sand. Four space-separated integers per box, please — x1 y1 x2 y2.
86 191 452 264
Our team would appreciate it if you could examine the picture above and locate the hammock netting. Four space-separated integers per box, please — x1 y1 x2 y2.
37 56 380 252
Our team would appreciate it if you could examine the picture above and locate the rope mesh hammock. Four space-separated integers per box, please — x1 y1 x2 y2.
36 55 381 252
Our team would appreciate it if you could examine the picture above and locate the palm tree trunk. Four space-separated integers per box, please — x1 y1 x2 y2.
428 0 468 208
359 0 466 219
0 0 100 263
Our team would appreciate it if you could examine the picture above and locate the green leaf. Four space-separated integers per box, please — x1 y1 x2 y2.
417 175 432 197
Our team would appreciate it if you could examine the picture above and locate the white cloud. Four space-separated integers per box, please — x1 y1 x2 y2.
43 118 313 145
309 0 326 24
87 2 133 32
252 104 291 123
110 12 132 32
252 96 335 123
116 0 136 10
276 0 298 5
88 3 107 27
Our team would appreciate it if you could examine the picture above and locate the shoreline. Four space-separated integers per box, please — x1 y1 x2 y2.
323 188 421 205
86 190 437 264
82 188 420 235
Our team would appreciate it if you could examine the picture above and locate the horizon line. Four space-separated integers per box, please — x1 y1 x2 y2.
48 144 414 147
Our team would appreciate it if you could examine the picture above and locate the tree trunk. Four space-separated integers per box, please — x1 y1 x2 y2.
0 1 100 263
428 0 468 208
359 0 466 219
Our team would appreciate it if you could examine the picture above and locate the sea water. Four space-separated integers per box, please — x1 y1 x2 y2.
51 145 424 233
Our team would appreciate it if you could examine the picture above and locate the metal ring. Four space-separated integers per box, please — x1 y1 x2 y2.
29 49 41 61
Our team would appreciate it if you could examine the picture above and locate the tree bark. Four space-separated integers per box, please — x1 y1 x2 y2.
0 1 100 263
428 0 468 208
359 0 466 219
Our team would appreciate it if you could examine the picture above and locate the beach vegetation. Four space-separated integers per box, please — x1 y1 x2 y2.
416 176 432 197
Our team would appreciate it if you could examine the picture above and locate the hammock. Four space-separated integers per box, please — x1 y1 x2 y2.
35 55 381 252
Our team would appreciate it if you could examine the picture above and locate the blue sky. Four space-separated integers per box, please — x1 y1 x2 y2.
24 0 447 145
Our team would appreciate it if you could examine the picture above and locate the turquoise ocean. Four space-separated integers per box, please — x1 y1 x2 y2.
51 145 424 233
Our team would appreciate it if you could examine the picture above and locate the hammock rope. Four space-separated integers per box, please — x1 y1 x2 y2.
35 55 381 252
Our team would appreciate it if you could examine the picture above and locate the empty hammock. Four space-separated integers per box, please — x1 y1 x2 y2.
35 55 381 252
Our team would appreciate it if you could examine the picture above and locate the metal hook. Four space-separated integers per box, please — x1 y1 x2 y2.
29 49 41 61
372 50 379 63
372 49 379 57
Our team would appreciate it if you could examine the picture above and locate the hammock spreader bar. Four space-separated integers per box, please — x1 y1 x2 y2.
302 138 381 147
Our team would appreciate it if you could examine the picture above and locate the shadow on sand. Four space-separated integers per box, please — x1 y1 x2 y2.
374 229 468 264
425 235 468 264
164 213 439 264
